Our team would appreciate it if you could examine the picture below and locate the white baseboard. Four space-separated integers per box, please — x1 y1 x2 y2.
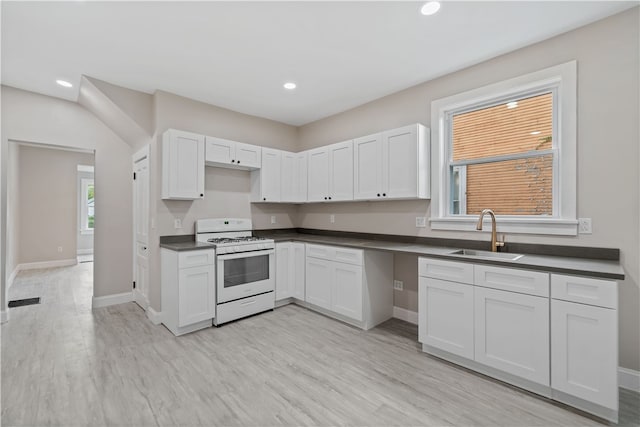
7 266 20 292
393 306 418 325
619 367 640 392
0 310 8 323
92 291 133 309
76 249 93 256
133 290 149 310
18 259 77 271
146 307 163 325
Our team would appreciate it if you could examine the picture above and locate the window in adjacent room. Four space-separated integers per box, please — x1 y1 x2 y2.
431 61 577 235
80 178 95 233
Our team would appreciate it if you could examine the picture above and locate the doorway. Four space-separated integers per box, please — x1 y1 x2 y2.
5 141 96 312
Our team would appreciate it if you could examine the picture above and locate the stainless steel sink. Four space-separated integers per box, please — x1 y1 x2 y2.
448 249 524 261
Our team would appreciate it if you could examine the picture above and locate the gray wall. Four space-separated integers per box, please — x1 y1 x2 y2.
297 8 639 371
15 145 94 263
1 86 133 305
147 90 300 310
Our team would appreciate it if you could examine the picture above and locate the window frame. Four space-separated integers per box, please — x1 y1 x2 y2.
430 61 577 235
80 178 94 235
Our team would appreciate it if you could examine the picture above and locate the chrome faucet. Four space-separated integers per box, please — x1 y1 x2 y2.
476 209 505 252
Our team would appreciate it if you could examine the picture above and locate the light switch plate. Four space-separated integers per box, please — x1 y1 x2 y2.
174 219 182 229
330 214 335 224
393 280 404 291
416 217 426 228
271 216 276 224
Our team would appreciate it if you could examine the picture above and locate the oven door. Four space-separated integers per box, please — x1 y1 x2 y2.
216 249 275 303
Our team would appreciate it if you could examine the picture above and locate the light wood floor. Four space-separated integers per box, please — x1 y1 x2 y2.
2 263 639 426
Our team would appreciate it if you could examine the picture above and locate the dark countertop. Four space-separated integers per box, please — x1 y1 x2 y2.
261 232 625 281
160 231 625 280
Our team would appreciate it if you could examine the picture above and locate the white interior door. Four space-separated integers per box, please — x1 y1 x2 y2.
133 148 150 309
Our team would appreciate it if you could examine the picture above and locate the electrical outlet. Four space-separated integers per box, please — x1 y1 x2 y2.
330 214 335 224
415 217 426 228
578 218 592 234
271 215 276 224
174 219 182 229
57 246 63 253
393 280 404 291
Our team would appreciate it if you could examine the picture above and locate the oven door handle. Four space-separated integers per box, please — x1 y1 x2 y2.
216 249 274 261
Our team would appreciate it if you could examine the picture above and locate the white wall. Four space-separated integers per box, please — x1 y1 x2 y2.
297 8 639 371
5 142 20 286
1 86 133 307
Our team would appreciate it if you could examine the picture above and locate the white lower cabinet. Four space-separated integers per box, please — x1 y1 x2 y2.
418 257 620 422
305 244 392 329
275 242 306 302
551 276 618 416
474 286 549 385
161 248 216 336
418 277 474 359
332 263 363 321
305 256 333 310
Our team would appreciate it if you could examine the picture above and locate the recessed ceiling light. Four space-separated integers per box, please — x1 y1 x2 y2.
56 79 73 88
283 82 297 90
530 131 542 135
506 101 518 109
420 1 441 16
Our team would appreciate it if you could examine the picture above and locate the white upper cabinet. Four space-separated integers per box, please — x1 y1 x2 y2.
307 147 330 202
328 141 354 201
353 124 430 201
205 136 261 170
281 151 308 203
307 141 354 202
162 129 205 200
354 133 383 200
250 147 281 202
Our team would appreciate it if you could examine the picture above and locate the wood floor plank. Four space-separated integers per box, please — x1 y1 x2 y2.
2 263 638 426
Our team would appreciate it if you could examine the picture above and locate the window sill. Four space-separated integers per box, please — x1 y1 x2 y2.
430 216 578 236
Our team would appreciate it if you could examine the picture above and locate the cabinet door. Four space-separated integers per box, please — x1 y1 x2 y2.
295 152 308 202
474 287 549 385
418 278 474 359
178 265 215 327
383 125 418 199
205 136 234 165
307 147 329 202
292 243 306 300
163 130 205 200
260 148 281 202
281 151 296 203
551 300 618 410
331 263 363 321
328 141 354 201
234 142 261 168
275 243 292 300
305 257 332 310
353 134 382 200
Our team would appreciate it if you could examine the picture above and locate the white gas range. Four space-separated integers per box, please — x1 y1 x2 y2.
196 218 275 325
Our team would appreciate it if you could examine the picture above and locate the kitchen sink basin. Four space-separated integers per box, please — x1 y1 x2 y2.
448 249 524 261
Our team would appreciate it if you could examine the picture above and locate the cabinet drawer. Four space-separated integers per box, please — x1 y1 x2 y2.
475 265 549 297
178 249 214 268
551 274 617 309
306 244 335 261
216 292 275 325
419 258 473 285
334 247 363 266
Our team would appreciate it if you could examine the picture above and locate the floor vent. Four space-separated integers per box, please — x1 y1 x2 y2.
8 297 41 308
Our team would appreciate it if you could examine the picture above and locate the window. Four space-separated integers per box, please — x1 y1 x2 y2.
431 61 577 235
80 178 95 233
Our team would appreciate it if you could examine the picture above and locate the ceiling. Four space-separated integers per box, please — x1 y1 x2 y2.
1 1 636 126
